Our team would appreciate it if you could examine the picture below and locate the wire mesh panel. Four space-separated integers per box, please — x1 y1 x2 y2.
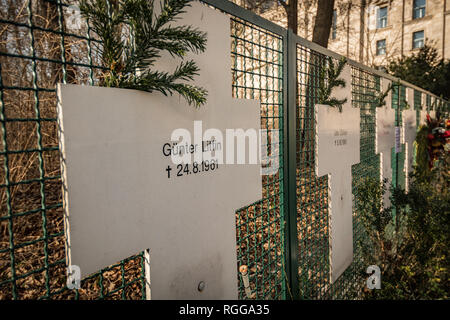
229 15 287 300
0 0 146 300
391 84 406 191
1 0 448 301
1 0 289 300
295 44 381 299
414 89 422 128
295 45 329 299
338 67 380 298
326 67 380 299
426 94 432 111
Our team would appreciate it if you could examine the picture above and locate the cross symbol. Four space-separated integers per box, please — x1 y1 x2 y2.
402 96 417 192
57 3 262 299
315 65 360 283
375 78 395 207
420 95 436 125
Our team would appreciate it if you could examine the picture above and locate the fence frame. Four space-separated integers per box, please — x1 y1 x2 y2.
0 0 449 300
202 0 449 300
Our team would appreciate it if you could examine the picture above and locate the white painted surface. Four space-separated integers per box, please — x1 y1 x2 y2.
419 109 428 127
429 110 436 120
375 79 395 207
402 109 416 191
395 126 402 154
315 65 360 283
406 87 414 109
57 2 262 299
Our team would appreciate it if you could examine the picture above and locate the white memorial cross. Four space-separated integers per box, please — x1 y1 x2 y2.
419 93 426 125
375 79 395 207
419 94 428 126
419 94 436 126
57 2 262 299
429 96 436 119
315 65 360 283
403 88 417 191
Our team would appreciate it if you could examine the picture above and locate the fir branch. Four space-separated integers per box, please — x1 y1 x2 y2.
155 0 191 30
430 96 439 111
373 82 392 109
119 60 207 108
435 95 445 113
402 99 411 110
157 26 207 54
79 0 208 108
318 56 347 112
400 86 410 110
391 83 410 110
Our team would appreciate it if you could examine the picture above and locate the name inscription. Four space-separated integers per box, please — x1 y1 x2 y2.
334 129 348 147
162 139 221 179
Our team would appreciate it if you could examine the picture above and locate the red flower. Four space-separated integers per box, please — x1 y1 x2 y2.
427 133 435 140
444 130 450 139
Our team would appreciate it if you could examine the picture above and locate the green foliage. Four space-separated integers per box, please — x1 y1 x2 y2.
318 56 347 112
79 0 208 107
373 82 392 109
356 177 410 280
357 159 450 299
415 124 431 179
391 83 410 111
415 112 449 175
431 96 447 115
387 44 450 100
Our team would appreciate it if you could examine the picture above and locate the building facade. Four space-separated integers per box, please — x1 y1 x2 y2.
234 0 450 68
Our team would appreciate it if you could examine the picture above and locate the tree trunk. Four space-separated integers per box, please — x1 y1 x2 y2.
359 0 366 63
287 0 298 34
312 0 335 47
280 0 298 34
298 0 335 168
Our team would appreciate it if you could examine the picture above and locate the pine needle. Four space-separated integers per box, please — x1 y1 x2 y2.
79 0 208 107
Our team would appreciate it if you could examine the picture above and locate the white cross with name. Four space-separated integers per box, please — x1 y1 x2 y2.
57 3 262 299
403 88 416 191
315 65 360 283
375 79 395 207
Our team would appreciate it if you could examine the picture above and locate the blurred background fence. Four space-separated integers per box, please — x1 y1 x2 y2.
0 0 448 300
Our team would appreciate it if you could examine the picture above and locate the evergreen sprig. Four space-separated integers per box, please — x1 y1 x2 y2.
430 95 441 112
79 0 208 108
401 96 410 110
318 56 347 112
392 83 410 110
373 82 392 109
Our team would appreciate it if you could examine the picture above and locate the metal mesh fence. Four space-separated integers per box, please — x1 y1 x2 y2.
294 55 382 299
414 89 422 128
391 84 407 191
295 46 330 299
230 16 287 300
0 0 146 300
0 0 448 300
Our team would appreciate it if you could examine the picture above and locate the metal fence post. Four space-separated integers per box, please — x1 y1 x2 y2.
283 29 300 300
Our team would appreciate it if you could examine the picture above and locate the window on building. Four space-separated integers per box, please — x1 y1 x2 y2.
376 39 386 55
412 30 424 49
413 0 426 19
331 9 337 40
377 6 388 29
